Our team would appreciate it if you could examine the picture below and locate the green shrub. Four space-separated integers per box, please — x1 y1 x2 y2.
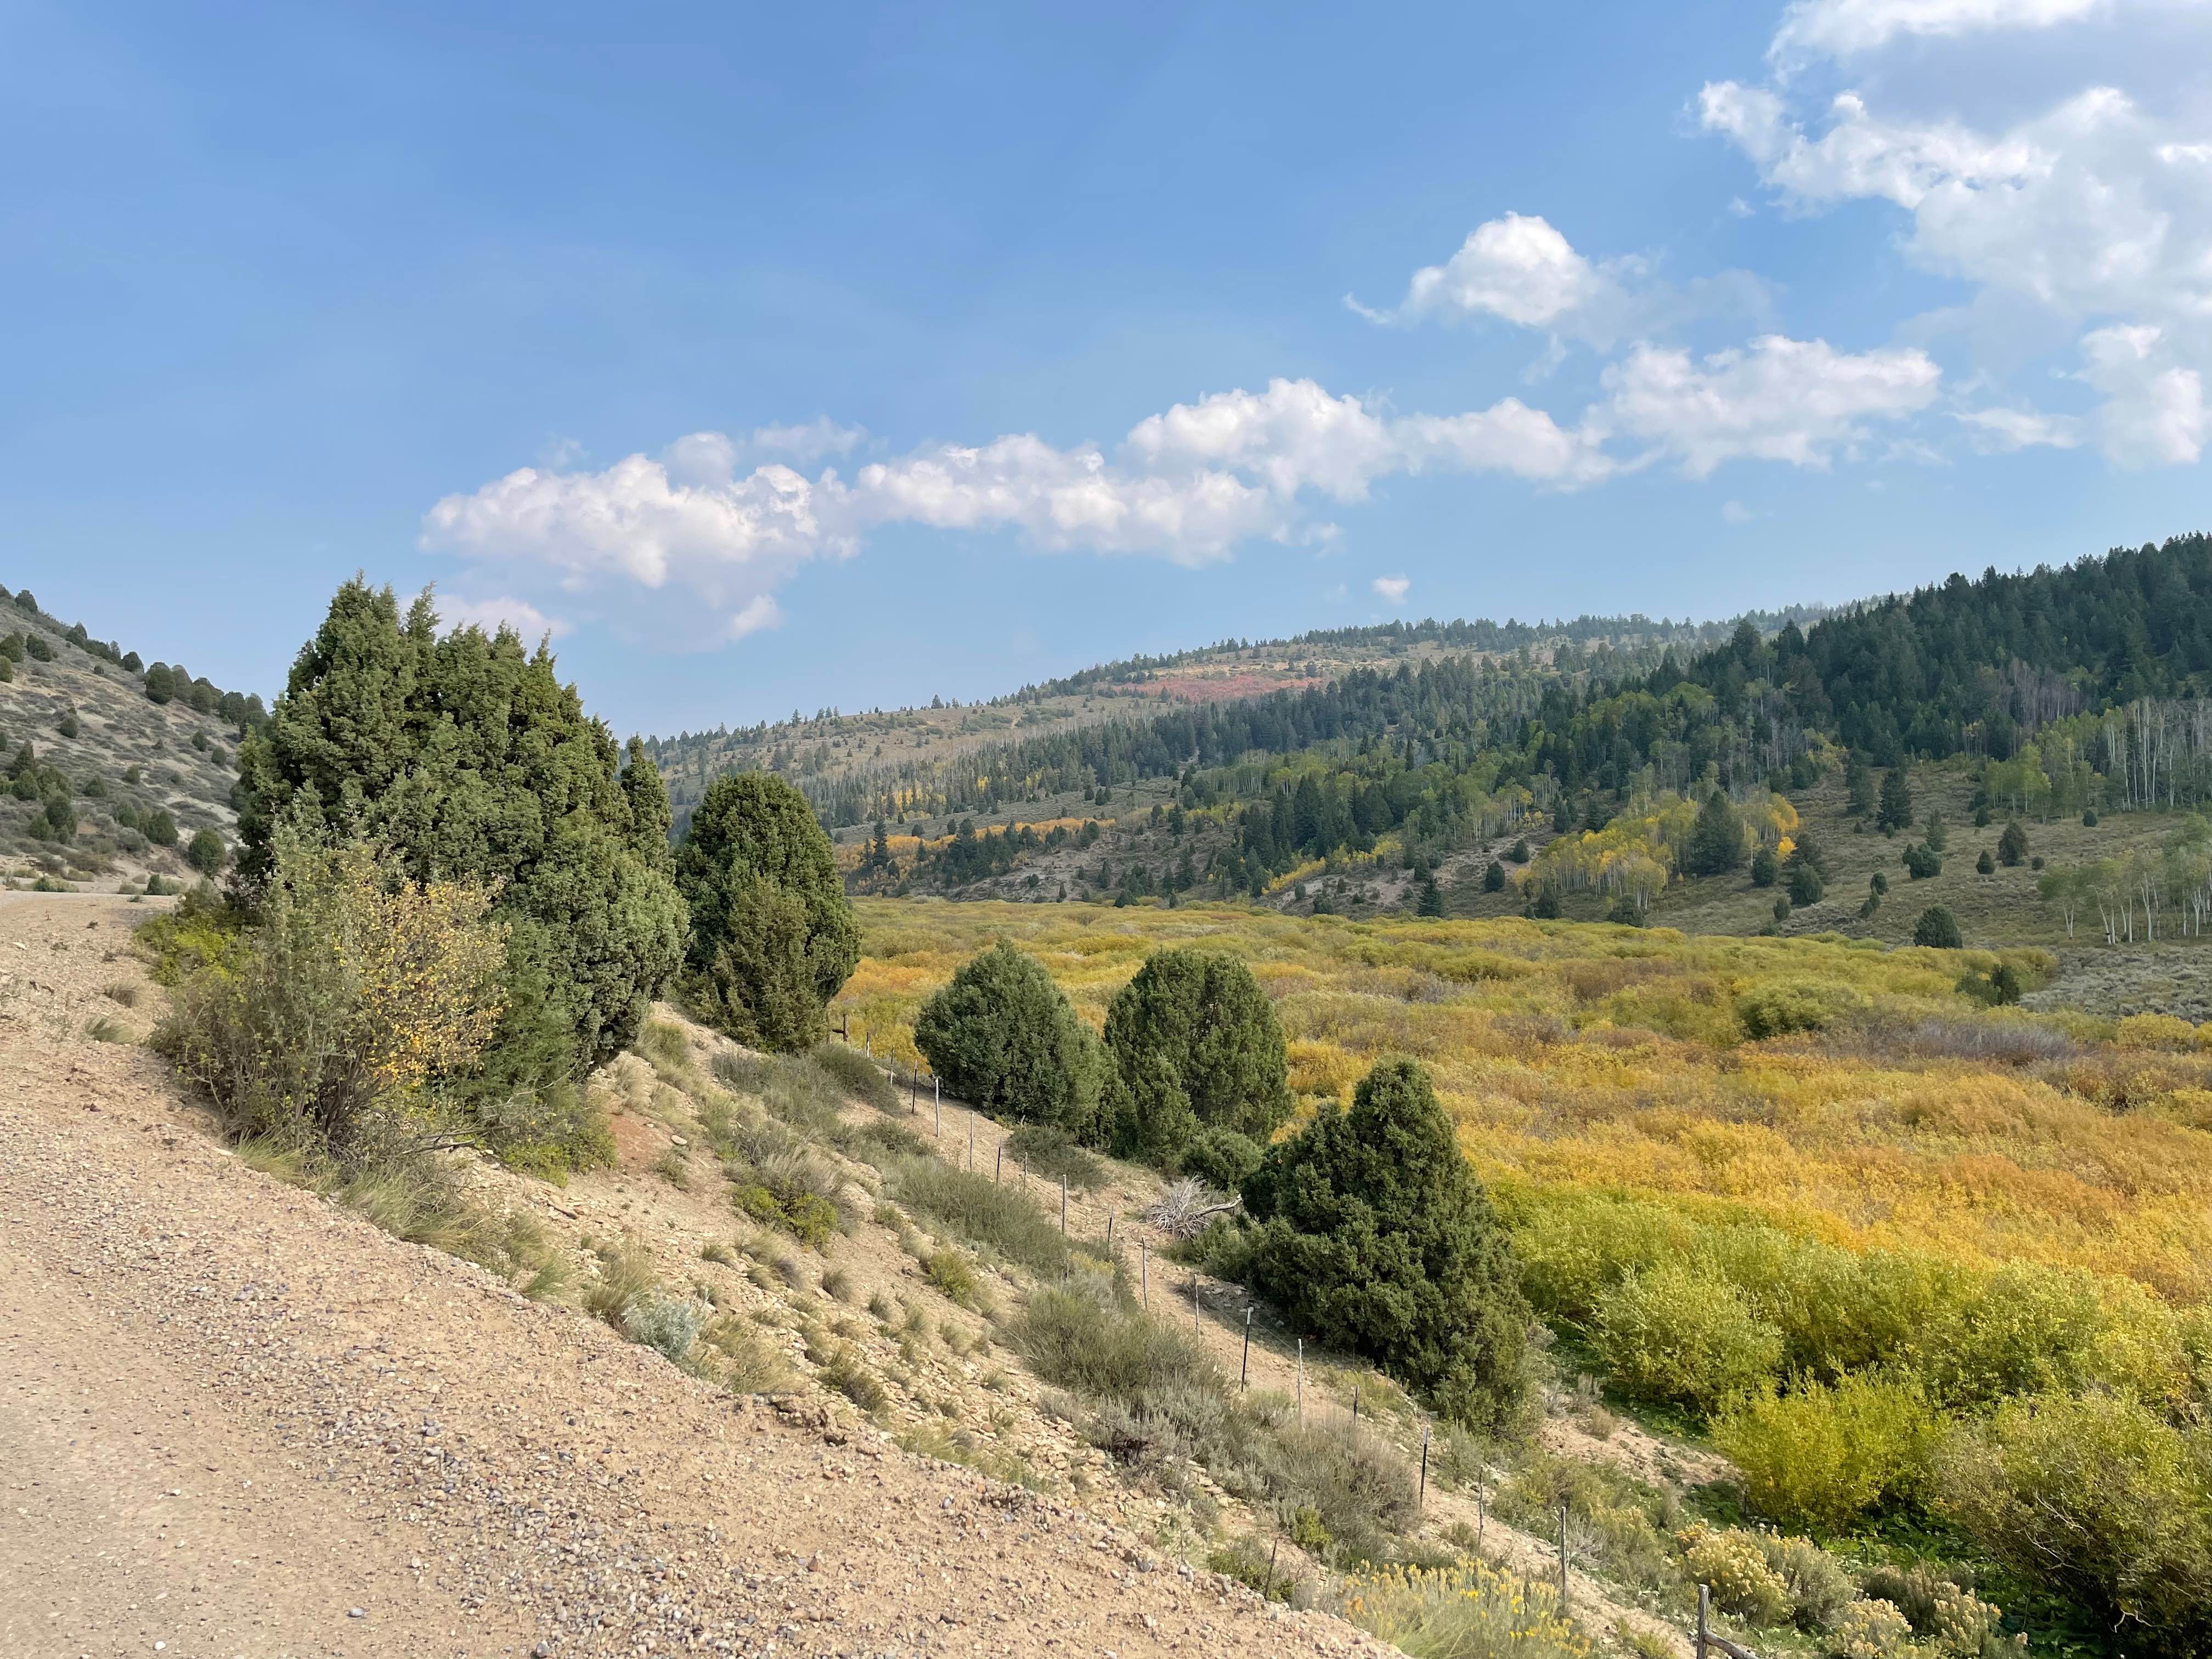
913 942 1111 1141
1006 1122 1108 1191
152 837 508 1151
1754 1532 1855 1631
1591 1261 1783 1412
675 772 859 1051
1335 1559 1584 1659
1243 1057 1528 1432
732 1161 843 1249
621 1293 706 1363
1103 949 1291 1161
1178 1125 1264 1193
1714 1375 1939 1531
924 1249 985 1309
809 1041 897 1110
1913 906 1963 948
1736 979 1863 1040
1751 847 1780 888
143 807 178 847
1937 1391 2212 1648
186 828 226 876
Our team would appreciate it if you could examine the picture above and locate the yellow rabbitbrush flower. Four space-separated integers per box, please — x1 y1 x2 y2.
1336 1559 1589 1658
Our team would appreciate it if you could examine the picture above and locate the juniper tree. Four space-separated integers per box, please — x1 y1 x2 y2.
234 581 687 1103
915 942 1111 1141
1243 1057 1528 1433
675 771 858 1051
1103 948 1290 1163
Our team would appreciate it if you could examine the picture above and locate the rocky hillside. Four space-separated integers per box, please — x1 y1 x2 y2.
0 585 257 891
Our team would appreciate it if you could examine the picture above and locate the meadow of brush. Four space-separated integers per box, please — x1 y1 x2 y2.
843 898 2212 1302
844 895 2212 1618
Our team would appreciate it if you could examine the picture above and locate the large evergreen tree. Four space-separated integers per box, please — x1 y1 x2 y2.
1103 949 1291 1162
915 942 1111 1140
234 582 688 1100
1683 790 1745 876
1243 1058 1527 1432
1877 768 1916 834
675 772 859 1051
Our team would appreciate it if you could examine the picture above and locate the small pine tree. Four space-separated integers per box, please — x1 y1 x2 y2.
1903 843 1942 879
1786 860 1825 906
1773 894 1792 922
1482 860 1507 891
1415 873 1446 917
144 663 175 706
1877 768 1915 834
1528 884 1562 919
1976 849 1996 876
1922 811 1948 854
1750 847 1780 888
187 829 227 876
676 772 860 1052
1243 1058 1529 1432
1997 821 2030 866
1914 906 1963 949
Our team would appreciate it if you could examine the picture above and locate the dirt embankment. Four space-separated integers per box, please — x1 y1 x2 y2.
0 894 1389 1659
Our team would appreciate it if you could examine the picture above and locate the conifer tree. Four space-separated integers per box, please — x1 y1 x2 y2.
1104 949 1290 1161
1243 1058 1528 1432
675 771 859 1051
1684 790 1745 876
1877 768 1915 834
234 581 687 1094
915 942 1110 1140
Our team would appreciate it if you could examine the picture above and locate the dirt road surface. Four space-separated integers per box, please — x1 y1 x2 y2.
1 895 1389 1659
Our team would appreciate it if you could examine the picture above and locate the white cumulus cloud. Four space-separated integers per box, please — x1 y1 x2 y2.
1769 0 2114 70
1595 335 1943 476
437 594 573 640
1372 575 1412 603
2081 322 2209 463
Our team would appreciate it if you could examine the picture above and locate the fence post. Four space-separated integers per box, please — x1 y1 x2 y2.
967 1110 974 1172
1697 1584 1711 1659
1296 1339 1304 1425
995 1144 1002 1185
1192 1272 1199 1331
1351 1383 1359 1427
1060 1176 1068 1235
1556 1500 1570 1615
1240 1307 1252 1387
1140 1242 1148 1310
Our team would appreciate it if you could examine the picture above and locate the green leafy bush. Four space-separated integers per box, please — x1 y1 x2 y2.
1714 1375 1939 1531
1590 1261 1783 1412
1937 1391 2212 1649
153 838 509 1152
1178 1126 1264 1192
186 828 226 876
675 771 859 1051
1736 979 1863 1040
1243 1057 1528 1432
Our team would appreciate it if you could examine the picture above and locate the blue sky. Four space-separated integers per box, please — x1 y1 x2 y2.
7 1 2211 735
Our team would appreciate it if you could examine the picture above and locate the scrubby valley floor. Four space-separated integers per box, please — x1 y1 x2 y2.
1 893 1397 1659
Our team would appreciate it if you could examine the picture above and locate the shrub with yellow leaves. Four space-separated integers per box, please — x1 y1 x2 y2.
156 833 507 1151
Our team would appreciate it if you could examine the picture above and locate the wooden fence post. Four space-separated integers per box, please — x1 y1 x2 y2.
1418 1425 1430 1515
1556 1501 1570 1615
1239 1307 1252 1387
1697 1584 1711 1659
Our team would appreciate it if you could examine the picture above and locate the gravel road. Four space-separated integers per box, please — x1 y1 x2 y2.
1 896 1389 1659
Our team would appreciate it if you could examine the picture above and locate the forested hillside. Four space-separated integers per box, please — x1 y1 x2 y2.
842 535 2212 933
643 608 1811 837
